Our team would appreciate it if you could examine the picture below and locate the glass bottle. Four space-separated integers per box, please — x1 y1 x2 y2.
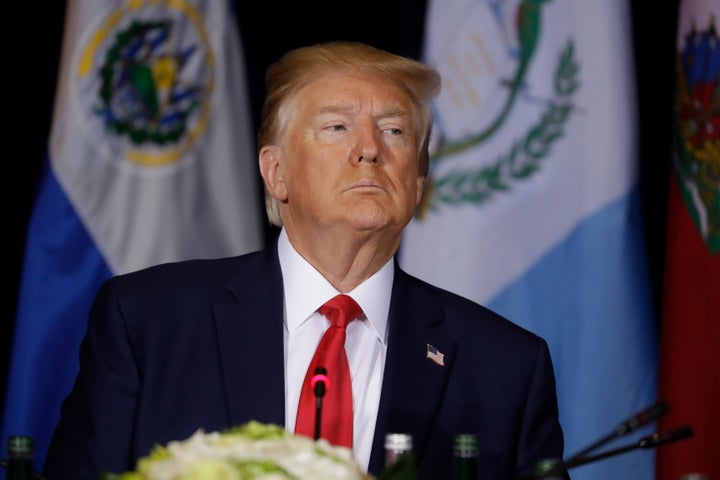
533 457 566 479
452 433 479 480
379 432 416 480
384 433 413 467
6 436 34 480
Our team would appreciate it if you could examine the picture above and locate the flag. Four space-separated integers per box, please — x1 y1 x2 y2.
400 2 659 479
1 0 262 471
426 344 445 366
657 1 720 478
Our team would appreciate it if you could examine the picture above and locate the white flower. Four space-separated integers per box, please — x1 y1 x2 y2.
110 421 371 480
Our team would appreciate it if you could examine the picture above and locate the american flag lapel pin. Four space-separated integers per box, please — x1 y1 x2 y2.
426 343 445 366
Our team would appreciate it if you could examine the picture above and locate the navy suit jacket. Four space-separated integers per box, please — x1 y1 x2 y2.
44 241 565 479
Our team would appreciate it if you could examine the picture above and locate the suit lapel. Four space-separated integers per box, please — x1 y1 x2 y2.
211 248 456 475
214 245 287 429
368 266 457 475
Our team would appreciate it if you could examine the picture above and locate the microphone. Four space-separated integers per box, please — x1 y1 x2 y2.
562 425 693 471
523 425 693 479
614 400 669 436
311 366 329 440
564 400 669 463
636 425 694 449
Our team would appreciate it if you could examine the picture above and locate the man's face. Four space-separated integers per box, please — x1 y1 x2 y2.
261 70 425 237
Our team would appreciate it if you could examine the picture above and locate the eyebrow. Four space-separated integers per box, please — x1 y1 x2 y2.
313 104 409 120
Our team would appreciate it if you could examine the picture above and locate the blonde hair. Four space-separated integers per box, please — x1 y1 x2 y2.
258 41 441 226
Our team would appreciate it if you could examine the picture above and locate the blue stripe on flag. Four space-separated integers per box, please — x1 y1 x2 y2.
1 154 112 470
489 186 658 480
3 2 262 474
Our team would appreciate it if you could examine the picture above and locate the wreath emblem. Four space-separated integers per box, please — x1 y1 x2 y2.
674 17 720 254
416 0 579 218
75 1 214 167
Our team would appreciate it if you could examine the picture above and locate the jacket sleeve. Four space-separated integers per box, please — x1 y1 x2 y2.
516 338 567 478
43 278 140 480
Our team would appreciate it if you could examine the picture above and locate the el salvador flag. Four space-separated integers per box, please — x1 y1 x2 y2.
1 0 263 472
401 1 659 479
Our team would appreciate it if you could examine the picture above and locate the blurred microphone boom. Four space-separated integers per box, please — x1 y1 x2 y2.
615 400 669 436
637 425 693 449
565 399 670 463
520 424 694 479
562 425 694 471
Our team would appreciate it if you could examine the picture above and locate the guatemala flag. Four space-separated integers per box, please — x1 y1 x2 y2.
2 0 262 471
400 1 659 479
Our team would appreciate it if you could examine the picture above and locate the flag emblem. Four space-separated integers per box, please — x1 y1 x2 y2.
674 16 720 254
415 1 580 218
426 344 445 366
75 1 214 167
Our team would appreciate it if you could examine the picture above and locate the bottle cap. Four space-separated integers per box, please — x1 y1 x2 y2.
534 458 564 477
384 433 412 451
7 436 34 458
453 433 478 456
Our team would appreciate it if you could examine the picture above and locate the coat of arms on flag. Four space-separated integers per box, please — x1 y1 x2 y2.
674 12 720 254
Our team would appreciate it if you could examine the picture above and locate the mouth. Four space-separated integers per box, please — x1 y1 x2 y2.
350 179 383 190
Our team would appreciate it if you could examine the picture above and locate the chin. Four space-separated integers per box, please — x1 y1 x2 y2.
339 202 410 232
348 216 406 235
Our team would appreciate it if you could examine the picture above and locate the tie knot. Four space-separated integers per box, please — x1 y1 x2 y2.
318 294 362 329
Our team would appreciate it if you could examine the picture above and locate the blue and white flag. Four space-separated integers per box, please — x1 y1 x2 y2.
401 2 658 479
2 0 262 470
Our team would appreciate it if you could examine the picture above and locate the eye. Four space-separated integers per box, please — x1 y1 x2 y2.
328 123 347 132
382 126 404 137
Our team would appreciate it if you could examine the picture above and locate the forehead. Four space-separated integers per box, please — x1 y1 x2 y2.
294 70 413 113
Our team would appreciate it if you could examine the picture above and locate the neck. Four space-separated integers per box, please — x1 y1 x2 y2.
284 226 399 293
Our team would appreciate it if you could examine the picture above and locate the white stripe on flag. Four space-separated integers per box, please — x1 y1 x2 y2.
2 0 263 468
50 0 262 274
401 2 658 479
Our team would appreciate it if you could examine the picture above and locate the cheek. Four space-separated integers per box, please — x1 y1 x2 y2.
286 164 327 204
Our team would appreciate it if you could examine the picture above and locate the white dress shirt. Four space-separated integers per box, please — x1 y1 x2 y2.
278 228 392 471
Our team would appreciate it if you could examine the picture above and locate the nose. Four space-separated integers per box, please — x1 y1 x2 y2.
352 124 379 165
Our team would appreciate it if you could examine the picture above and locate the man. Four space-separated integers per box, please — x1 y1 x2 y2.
44 41 565 479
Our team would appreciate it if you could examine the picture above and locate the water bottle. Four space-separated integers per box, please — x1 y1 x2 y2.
6 436 34 480
384 433 413 467
452 433 479 480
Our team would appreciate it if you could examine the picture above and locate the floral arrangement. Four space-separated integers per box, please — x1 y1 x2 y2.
104 421 373 480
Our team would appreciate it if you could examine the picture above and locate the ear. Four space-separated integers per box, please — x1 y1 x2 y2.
415 175 425 206
259 145 288 201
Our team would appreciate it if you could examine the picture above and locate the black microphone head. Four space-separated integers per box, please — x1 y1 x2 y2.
669 425 694 442
616 400 670 435
312 367 328 397
639 425 693 449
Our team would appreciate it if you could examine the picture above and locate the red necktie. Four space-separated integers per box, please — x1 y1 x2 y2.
295 294 362 448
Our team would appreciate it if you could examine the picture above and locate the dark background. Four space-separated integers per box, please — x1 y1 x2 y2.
2 1 680 423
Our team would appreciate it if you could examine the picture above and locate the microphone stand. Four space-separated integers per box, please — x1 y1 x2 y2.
311 366 329 441
523 425 694 479
563 399 669 463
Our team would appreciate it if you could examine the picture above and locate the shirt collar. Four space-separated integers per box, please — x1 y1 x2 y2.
278 228 393 344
